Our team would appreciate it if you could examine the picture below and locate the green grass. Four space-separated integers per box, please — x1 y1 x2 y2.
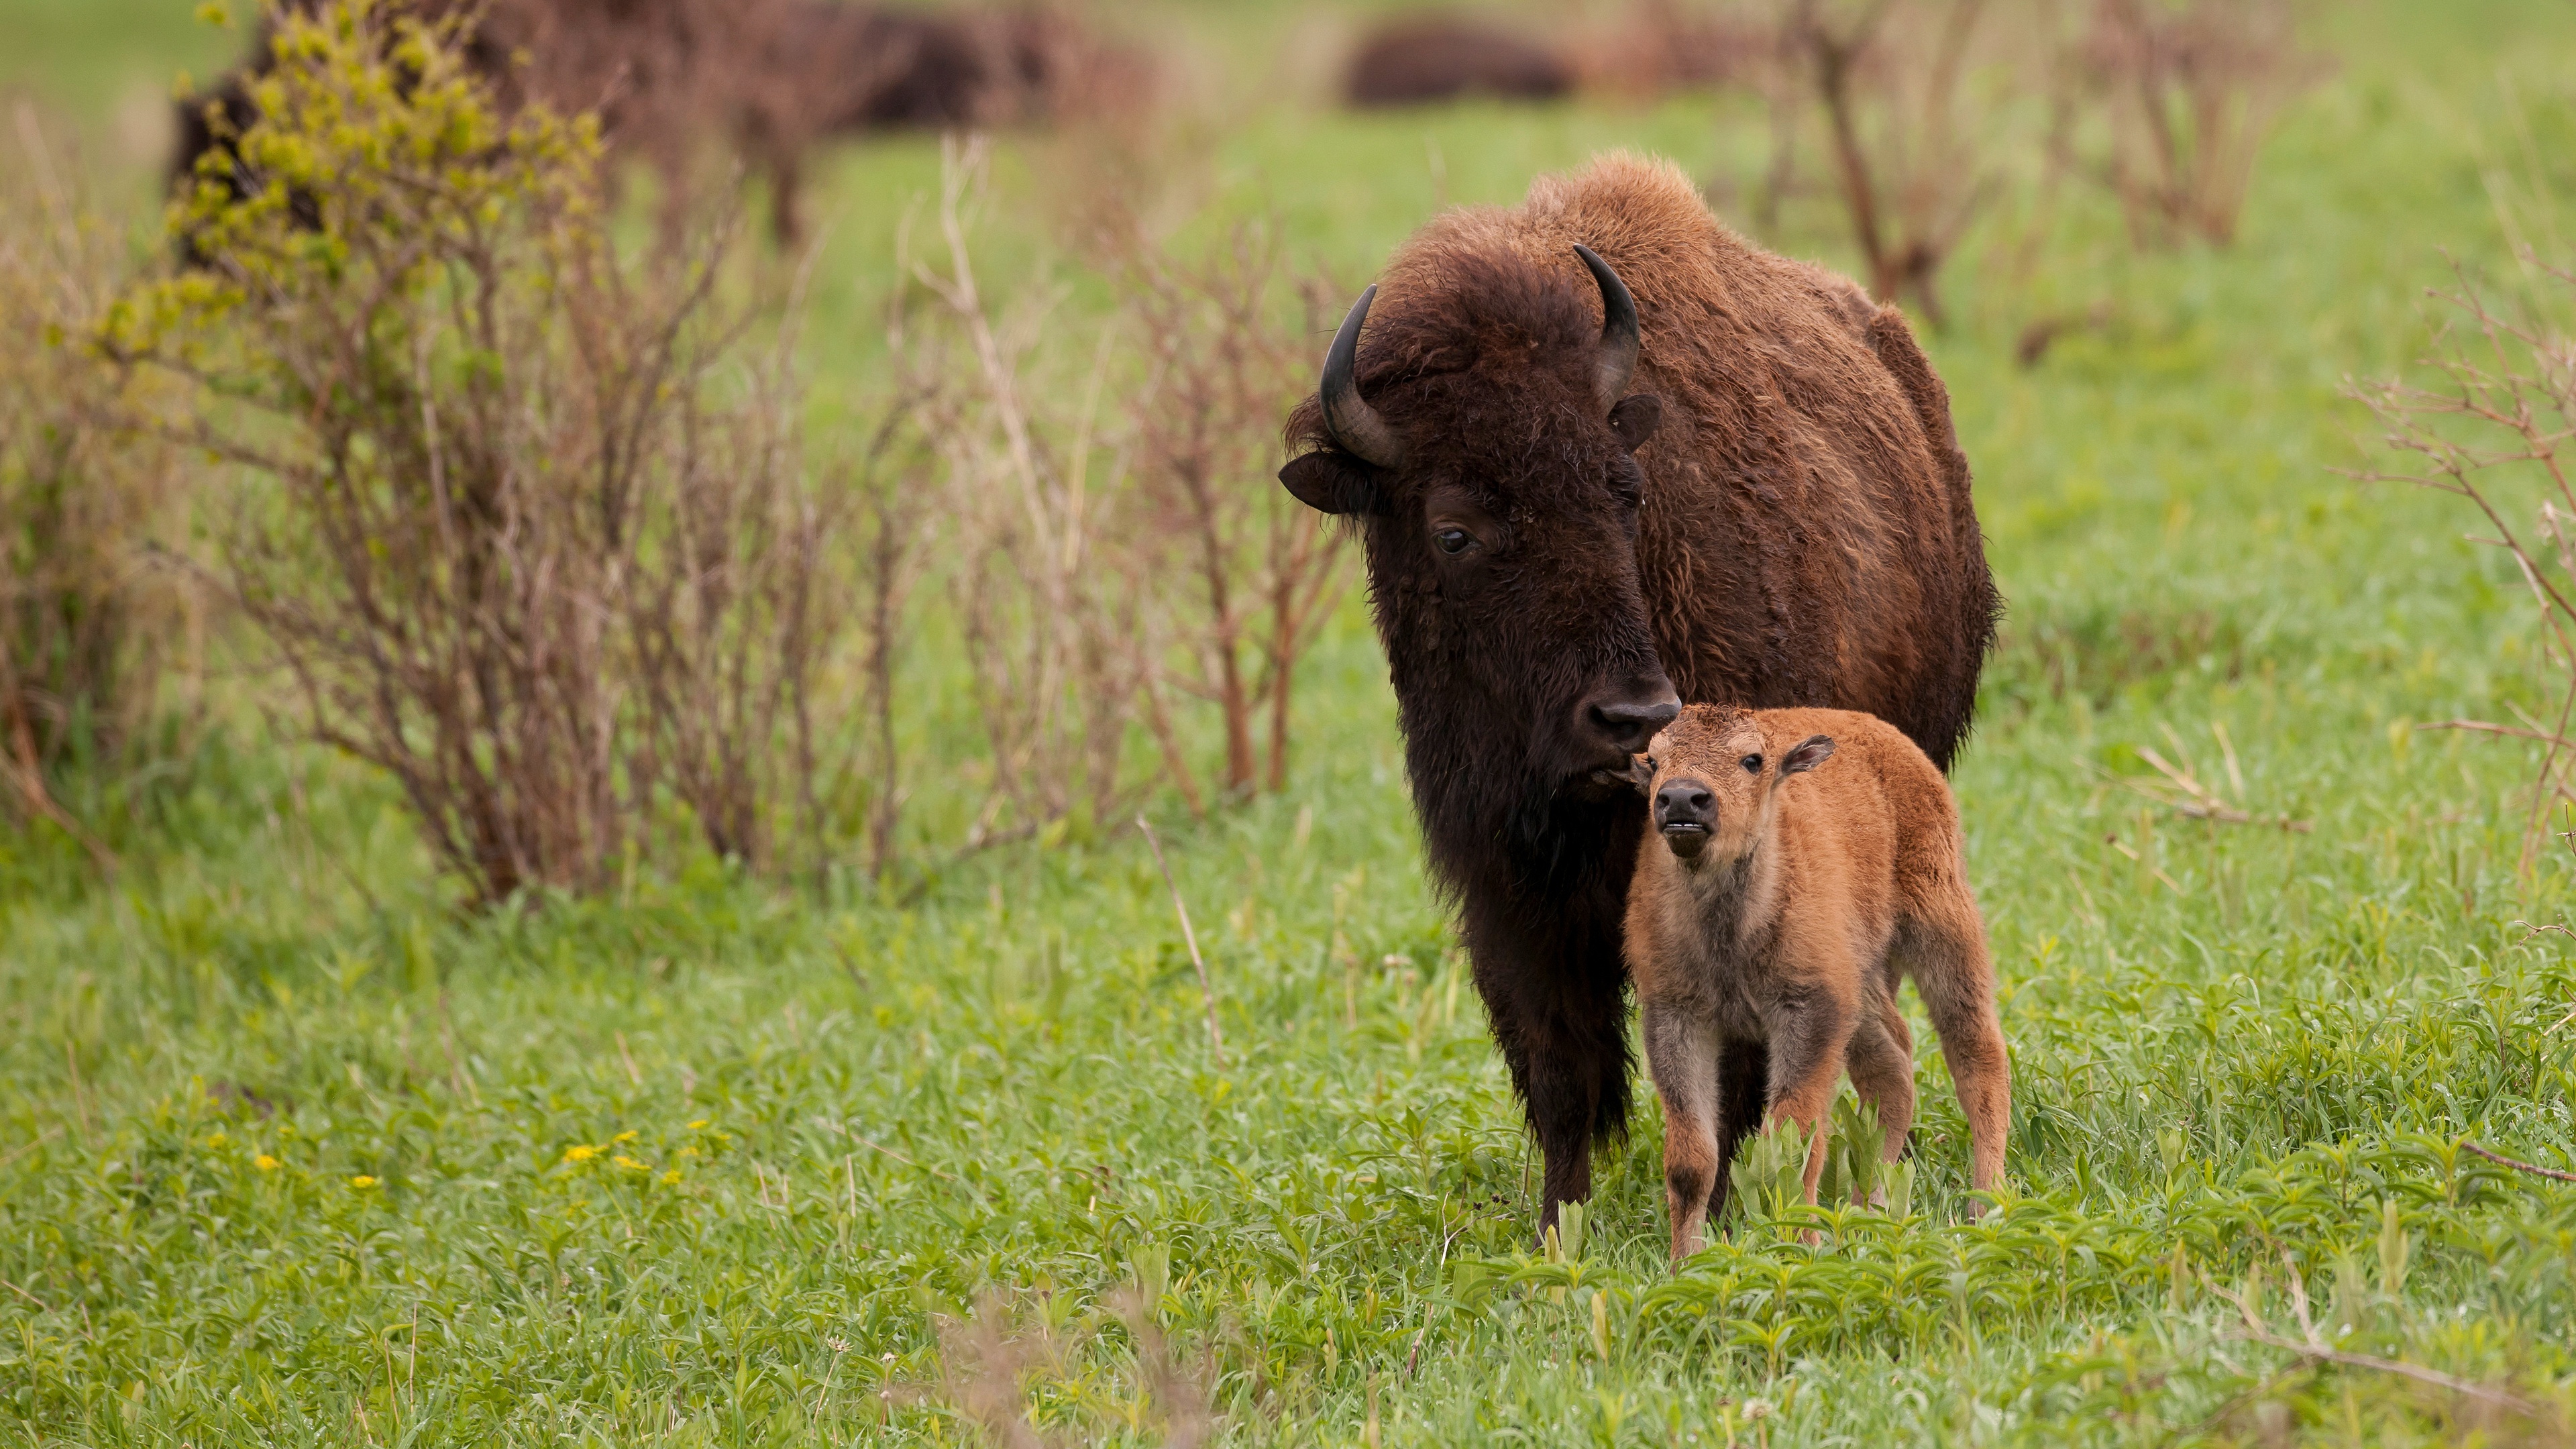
16 1 2576 1444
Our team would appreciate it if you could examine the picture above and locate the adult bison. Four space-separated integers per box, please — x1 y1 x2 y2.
1278 153 1997 1236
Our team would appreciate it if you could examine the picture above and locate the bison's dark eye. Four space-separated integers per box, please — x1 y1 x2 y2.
1434 527 1473 555
1741 754 1762 773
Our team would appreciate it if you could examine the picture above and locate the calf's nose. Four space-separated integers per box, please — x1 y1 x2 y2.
1586 687 1681 753
1654 780 1714 828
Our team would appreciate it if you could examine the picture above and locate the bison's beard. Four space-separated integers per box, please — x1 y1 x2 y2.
1501 769 1648 900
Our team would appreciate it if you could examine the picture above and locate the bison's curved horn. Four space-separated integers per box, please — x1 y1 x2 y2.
1320 284 1406 470
1574 243 1640 410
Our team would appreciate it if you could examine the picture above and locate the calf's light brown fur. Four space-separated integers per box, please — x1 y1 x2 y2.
1624 704 2009 1261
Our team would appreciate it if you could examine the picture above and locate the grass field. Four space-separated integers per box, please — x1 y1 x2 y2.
16 1 2576 1444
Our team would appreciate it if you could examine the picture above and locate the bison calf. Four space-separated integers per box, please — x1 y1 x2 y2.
1623 704 2010 1261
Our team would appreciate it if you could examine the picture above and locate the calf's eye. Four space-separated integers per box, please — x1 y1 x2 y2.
1434 527 1472 555
1741 754 1762 773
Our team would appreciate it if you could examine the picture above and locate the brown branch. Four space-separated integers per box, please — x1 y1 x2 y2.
2205 1265 2539 1417
2461 1140 2576 1185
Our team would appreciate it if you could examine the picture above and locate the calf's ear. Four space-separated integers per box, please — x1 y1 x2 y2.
1609 394 1662 453
1279 451 1389 517
1781 733 1835 775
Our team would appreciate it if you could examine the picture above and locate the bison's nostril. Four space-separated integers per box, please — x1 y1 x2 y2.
1589 691 1682 751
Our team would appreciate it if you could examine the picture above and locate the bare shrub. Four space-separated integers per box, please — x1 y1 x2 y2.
1115 219 1348 807
623 260 853 881
2079 0 2326 249
115 1 848 904
904 137 1147 846
824 325 943 883
1776 0 2001 327
2353 260 2576 870
0 103 199 869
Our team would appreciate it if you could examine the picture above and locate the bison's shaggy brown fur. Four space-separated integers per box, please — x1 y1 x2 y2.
1278 153 1996 1235
1625 704 2009 1260
1371 156 1996 757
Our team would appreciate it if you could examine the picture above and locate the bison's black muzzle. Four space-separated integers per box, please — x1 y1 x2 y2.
1583 686 1680 755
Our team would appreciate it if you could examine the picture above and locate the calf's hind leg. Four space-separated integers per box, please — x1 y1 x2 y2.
1703 1038 1767 1227
1900 896 2011 1204
1840 997 1917 1201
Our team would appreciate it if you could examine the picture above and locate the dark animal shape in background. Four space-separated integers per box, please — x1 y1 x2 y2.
166 1 501 258
1345 16 1574 108
168 63 272 257
1278 152 1997 1237
732 3 1001 243
170 0 1150 251
1625 704 2010 1262
750 5 1155 241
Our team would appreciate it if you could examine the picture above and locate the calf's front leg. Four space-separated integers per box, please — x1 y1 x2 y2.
1642 1002 1719 1263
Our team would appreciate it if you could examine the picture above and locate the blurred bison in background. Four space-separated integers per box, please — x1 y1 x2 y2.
1346 15 1574 107
171 0 1151 248
748 3 1157 239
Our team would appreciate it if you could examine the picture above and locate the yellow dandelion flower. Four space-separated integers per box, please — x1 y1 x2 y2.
612 1155 647 1171
659 1169 680 1185
676 1145 699 1158
611 1130 638 1144
348 1175 378 1189
561 1144 601 1164
688 1119 710 1130
254 1154 280 1171
205 1132 228 1148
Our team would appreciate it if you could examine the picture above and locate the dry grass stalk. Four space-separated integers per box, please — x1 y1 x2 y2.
118 1 851 904
2353 260 2576 872
1136 814 1225 1067
906 136 1146 846
935 1289 1214 1449
1779 0 1998 327
0 103 201 871
2079 0 2325 249
2208 1255 2543 1421
2105 724 2310 832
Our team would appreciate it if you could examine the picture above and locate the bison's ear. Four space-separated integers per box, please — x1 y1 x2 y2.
1608 394 1662 453
1279 451 1389 517
1782 733 1836 776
